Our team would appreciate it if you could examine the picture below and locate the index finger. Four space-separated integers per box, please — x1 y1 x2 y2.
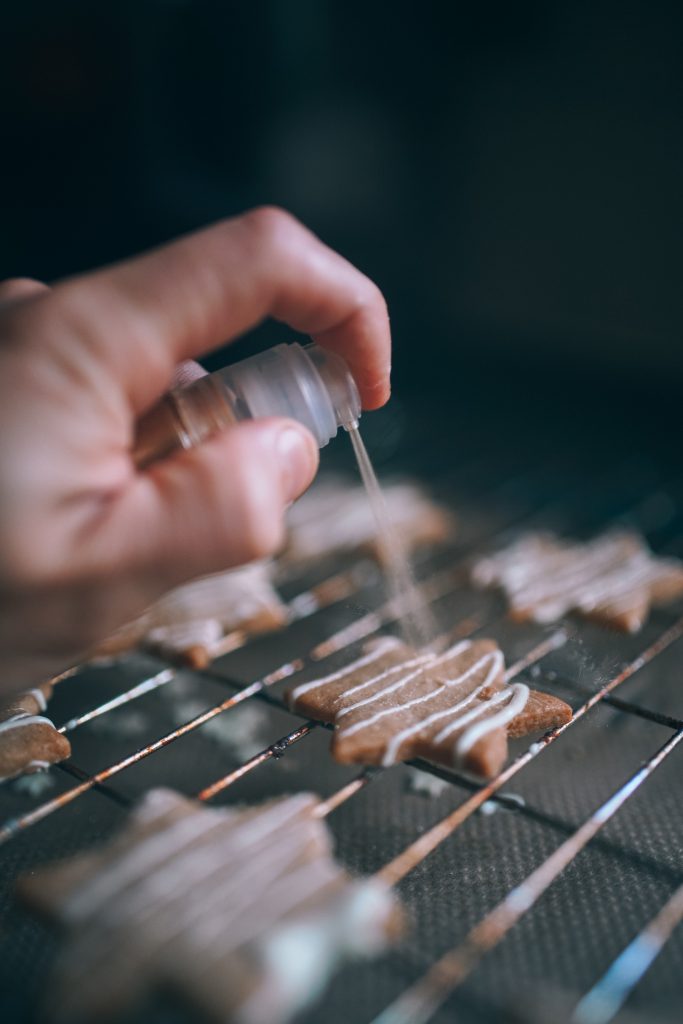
49 207 391 413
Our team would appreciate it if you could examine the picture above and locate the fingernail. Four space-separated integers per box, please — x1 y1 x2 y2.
277 425 318 501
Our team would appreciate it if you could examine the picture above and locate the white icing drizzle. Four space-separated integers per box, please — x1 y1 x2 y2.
335 640 472 720
64 812 227 922
65 793 312 924
431 653 508 744
99 816 316 945
336 658 434 720
574 560 667 609
379 688 480 766
46 790 397 1024
377 652 505 765
338 653 434 708
147 618 223 652
288 637 403 707
237 879 395 1024
99 562 284 657
148 562 282 630
340 683 440 741
28 688 47 712
338 646 499 742
290 637 530 770
56 806 327 984
185 851 339 961
473 531 683 624
0 714 55 735
286 478 445 560
454 683 530 759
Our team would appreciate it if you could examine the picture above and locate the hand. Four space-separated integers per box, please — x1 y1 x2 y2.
0 207 391 694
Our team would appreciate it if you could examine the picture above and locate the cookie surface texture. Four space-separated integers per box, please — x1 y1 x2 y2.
287 637 571 777
20 789 401 1024
472 530 683 631
93 562 287 667
283 475 454 565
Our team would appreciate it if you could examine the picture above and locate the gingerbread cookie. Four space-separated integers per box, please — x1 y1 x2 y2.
471 530 683 632
94 562 287 668
20 789 401 1024
287 637 571 777
282 476 454 567
0 681 70 781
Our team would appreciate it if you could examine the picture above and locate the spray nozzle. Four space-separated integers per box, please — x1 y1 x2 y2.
133 341 362 468
213 342 361 447
303 343 361 432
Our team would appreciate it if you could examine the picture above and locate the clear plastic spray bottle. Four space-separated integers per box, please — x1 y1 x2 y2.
133 342 361 468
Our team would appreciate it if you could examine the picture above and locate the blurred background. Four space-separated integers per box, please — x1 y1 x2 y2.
1 0 682 408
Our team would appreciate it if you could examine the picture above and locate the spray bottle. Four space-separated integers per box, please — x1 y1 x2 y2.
133 342 362 468
133 340 434 646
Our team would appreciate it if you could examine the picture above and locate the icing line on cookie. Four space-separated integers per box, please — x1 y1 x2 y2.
339 650 502 742
288 637 404 707
64 792 316 924
475 531 683 624
455 683 530 759
28 689 48 712
377 652 505 765
335 641 476 720
58 795 355 976
337 653 435 709
336 658 434 719
100 818 317 944
431 652 508 745
0 714 55 735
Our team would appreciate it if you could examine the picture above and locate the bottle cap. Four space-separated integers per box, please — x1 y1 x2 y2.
215 342 361 447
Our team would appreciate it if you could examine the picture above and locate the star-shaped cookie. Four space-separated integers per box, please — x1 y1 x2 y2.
20 789 401 1024
286 637 571 777
93 562 287 668
282 476 454 567
0 680 70 781
471 530 683 632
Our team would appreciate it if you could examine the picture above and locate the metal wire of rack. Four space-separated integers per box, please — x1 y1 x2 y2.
1 410 683 1024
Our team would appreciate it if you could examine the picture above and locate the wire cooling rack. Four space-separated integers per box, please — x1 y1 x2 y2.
1 390 682 1024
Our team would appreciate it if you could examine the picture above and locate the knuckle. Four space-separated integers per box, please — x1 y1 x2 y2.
52 280 119 339
360 278 389 319
241 205 301 252
5 288 95 371
53 280 173 383
17 285 94 350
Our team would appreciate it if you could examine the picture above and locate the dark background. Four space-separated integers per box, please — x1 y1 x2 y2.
2 0 682 403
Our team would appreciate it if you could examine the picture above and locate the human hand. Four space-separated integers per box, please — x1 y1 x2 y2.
0 208 391 694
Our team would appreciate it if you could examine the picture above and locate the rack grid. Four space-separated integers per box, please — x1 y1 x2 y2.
1 402 682 1024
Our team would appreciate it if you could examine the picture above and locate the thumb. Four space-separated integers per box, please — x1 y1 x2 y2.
100 417 318 595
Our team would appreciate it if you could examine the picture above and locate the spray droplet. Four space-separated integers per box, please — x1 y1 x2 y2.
347 424 437 649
